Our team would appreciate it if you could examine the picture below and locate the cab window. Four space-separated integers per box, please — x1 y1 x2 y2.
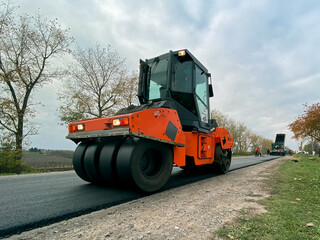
171 61 192 93
195 66 209 123
148 58 168 100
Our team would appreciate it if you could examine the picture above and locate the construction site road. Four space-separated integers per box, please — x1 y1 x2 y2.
0 155 279 238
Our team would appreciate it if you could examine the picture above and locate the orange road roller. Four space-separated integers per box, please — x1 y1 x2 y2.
67 49 233 192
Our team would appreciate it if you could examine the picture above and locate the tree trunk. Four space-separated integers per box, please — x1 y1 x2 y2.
14 114 24 173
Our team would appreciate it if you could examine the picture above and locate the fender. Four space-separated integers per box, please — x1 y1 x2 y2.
214 127 233 150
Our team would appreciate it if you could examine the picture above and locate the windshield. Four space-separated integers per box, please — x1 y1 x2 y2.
170 60 197 115
148 58 168 100
171 60 192 93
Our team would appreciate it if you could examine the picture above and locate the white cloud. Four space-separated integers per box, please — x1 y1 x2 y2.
288 73 320 88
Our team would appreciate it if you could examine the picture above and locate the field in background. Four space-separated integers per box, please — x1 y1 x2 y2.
22 150 73 172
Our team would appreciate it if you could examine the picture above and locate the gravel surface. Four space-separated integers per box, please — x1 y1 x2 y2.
7 156 289 240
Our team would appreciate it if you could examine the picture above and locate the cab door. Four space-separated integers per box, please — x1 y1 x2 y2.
194 65 210 129
138 59 149 104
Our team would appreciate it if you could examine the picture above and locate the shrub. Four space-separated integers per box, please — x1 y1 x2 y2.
0 142 31 174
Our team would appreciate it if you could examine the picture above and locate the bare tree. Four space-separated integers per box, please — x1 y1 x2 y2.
233 122 250 152
259 137 273 153
248 132 272 153
211 109 248 152
0 1 12 33
59 44 136 124
117 70 139 108
0 5 72 157
211 109 272 153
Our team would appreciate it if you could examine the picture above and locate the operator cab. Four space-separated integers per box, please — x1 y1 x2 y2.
138 49 214 133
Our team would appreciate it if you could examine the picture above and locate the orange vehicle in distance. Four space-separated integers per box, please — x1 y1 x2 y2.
67 49 233 192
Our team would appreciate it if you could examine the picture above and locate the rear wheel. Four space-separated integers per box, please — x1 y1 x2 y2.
116 138 173 192
73 142 91 182
213 145 231 174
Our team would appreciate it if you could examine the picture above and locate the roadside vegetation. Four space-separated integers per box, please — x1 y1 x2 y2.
0 141 30 174
0 1 138 173
212 109 273 154
215 154 320 240
0 148 73 175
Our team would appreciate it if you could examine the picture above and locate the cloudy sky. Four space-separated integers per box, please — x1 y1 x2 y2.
14 0 320 150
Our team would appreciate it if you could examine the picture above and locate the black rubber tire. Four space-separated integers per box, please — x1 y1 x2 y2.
99 141 121 186
84 143 102 183
213 145 231 174
116 138 173 192
73 142 91 182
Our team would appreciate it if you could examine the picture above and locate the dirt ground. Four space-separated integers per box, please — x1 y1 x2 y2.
7 156 289 240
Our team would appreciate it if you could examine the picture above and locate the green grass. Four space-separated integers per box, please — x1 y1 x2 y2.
215 154 320 240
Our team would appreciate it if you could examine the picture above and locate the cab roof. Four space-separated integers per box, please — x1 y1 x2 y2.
145 49 209 74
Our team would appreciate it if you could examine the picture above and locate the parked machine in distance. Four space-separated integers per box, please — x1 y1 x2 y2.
270 133 286 156
67 49 233 192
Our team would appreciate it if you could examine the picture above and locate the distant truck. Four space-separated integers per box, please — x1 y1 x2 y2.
270 134 286 156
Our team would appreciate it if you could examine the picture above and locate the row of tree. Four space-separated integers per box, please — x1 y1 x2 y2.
211 109 273 154
0 2 138 167
214 102 320 154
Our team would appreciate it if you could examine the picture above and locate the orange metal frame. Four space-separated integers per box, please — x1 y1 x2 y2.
68 108 233 167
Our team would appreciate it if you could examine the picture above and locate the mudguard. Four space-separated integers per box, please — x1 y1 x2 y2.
214 127 233 150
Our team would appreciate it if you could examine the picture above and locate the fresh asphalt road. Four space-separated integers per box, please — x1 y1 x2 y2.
0 155 279 238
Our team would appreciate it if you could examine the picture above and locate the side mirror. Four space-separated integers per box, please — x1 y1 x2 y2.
209 84 214 97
